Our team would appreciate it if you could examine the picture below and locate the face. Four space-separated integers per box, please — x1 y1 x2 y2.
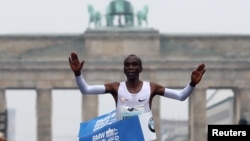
123 55 142 80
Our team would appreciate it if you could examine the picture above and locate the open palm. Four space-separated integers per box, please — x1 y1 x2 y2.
68 52 84 76
191 63 206 85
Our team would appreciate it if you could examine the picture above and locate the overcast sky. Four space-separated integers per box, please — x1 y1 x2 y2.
2 0 241 141
1 0 250 35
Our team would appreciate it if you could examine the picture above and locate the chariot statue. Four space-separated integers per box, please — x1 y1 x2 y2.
87 0 149 28
105 0 134 27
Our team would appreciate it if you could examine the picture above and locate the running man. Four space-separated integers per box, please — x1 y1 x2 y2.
69 52 206 120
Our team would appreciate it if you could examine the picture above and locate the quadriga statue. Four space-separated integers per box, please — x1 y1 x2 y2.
105 0 134 27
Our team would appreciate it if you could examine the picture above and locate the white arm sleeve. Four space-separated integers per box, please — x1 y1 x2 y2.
75 75 105 94
164 84 194 101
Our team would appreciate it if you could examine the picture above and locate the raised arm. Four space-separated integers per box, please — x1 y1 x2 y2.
69 52 105 94
152 63 206 101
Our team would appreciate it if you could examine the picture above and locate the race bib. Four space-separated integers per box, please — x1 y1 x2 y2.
120 105 145 119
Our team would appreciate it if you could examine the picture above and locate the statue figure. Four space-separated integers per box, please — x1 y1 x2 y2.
87 5 102 28
136 5 149 27
105 6 114 27
105 0 134 27
124 1 134 26
86 1 150 28
113 0 125 13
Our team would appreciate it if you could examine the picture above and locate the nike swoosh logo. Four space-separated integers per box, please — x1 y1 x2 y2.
138 99 146 102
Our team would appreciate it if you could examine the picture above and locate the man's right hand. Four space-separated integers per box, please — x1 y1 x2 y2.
69 52 84 76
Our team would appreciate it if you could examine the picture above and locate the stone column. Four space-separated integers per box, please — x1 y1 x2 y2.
82 95 98 121
238 88 250 122
233 88 241 124
0 89 6 112
0 89 7 137
36 89 52 141
151 96 160 141
189 88 206 141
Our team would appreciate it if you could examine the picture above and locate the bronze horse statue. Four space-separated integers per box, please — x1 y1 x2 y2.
136 5 149 27
87 5 102 28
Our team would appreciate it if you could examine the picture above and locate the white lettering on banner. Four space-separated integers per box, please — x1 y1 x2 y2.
92 132 105 141
92 128 120 141
93 112 117 131
79 111 156 141
106 128 120 141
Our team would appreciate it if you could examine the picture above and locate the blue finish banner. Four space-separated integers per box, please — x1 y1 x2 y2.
78 110 156 141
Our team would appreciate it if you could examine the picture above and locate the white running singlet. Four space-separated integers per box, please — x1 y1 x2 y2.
116 81 151 120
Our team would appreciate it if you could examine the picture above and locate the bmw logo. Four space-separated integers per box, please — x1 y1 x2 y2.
148 117 155 132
